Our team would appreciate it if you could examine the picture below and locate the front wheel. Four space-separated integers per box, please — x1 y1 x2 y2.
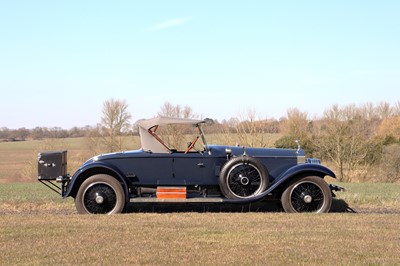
281 176 332 213
75 174 125 214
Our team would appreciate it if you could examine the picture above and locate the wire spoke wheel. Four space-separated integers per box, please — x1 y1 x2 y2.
83 183 117 214
227 163 264 198
290 182 324 212
75 174 125 214
220 157 268 199
281 176 332 213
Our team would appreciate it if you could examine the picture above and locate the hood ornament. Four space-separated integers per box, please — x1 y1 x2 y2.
295 140 301 154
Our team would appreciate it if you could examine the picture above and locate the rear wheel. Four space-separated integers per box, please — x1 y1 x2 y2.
281 176 332 213
75 174 125 214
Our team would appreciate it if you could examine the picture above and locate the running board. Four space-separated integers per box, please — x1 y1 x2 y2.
130 197 224 203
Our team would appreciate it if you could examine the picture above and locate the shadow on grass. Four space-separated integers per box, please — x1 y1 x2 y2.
123 198 355 214
330 199 357 213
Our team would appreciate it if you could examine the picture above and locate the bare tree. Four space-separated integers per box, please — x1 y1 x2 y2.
156 102 197 149
392 101 400 116
280 108 309 137
362 102 378 121
235 109 270 147
98 98 132 152
158 101 196 119
274 108 315 155
378 116 400 139
213 108 277 148
376 101 392 119
313 104 380 181
379 144 400 182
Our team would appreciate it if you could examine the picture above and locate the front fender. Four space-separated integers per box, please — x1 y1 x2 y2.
223 163 336 204
63 161 130 202
277 163 336 181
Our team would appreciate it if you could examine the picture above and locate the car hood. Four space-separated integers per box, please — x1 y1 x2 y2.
208 145 304 157
82 146 303 165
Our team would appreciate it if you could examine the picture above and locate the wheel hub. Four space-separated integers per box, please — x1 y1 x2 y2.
239 174 250 186
303 195 312 204
95 193 105 204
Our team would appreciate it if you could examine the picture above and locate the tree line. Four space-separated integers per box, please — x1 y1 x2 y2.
94 99 400 183
274 103 400 182
153 101 400 183
2 99 400 183
0 126 94 141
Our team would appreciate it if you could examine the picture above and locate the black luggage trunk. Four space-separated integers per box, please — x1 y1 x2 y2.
38 150 67 180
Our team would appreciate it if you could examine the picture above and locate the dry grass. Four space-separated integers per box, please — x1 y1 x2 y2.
0 183 400 265
0 138 87 183
0 213 399 265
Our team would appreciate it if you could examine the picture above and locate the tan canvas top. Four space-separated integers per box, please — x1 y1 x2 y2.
137 116 204 153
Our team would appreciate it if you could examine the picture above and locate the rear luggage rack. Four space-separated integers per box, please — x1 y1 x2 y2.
38 179 62 194
38 175 71 195
37 150 69 196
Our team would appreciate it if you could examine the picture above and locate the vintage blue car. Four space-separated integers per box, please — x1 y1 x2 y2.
38 116 341 214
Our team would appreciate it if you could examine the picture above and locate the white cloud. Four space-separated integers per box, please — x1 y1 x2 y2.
150 17 190 31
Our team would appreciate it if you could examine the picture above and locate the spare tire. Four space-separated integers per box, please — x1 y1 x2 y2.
219 156 268 199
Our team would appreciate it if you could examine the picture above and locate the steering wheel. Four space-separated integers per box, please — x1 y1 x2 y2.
185 136 199 154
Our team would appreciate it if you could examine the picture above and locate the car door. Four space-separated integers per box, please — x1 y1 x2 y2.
172 152 216 185
113 153 174 186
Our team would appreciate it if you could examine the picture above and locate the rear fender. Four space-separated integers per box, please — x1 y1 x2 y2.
63 161 130 202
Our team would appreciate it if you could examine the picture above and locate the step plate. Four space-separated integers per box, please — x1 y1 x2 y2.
156 186 186 199
130 197 224 203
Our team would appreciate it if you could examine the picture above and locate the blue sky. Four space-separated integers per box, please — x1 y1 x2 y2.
0 1 399 129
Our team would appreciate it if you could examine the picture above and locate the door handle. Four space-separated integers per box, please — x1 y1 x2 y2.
197 163 205 167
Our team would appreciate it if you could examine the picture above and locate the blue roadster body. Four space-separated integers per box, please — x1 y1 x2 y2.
38 116 340 214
